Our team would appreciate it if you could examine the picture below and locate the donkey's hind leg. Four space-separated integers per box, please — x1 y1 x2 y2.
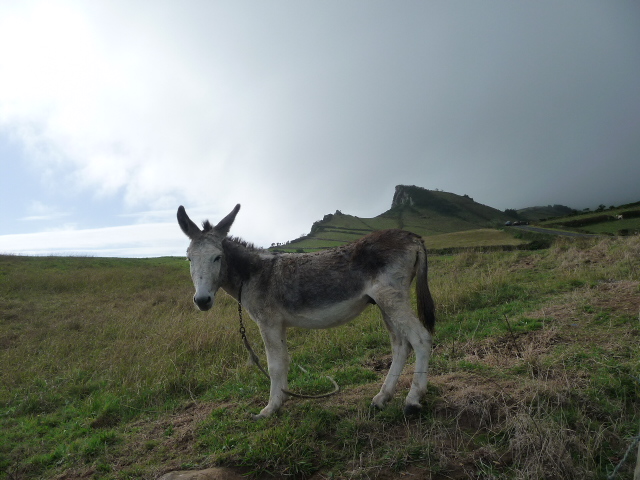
371 310 411 410
373 295 432 415
403 315 432 415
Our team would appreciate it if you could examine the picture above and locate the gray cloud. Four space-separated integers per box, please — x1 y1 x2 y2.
0 1 639 252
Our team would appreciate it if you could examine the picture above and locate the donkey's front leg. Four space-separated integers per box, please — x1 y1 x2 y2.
253 323 289 420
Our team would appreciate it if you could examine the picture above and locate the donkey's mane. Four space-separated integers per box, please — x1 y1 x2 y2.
202 220 214 232
226 236 263 252
222 236 272 282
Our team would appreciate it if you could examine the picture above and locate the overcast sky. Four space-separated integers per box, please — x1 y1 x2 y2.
1 1 639 256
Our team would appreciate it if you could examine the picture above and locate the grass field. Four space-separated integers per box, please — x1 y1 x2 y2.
423 228 527 250
1 235 639 479
581 217 640 235
282 227 526 253
279 226 526 253
540 206 640 236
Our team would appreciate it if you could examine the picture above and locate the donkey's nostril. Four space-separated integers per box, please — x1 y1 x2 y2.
193 295 212 310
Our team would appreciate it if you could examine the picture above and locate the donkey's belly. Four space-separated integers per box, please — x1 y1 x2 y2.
284 296 371 329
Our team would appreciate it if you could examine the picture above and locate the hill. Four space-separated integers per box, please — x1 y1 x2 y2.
539 204 640 236
515 204 575 222
276 185 514 252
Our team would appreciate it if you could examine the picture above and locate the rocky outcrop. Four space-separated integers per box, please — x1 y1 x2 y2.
158 468 245 480
391 185 416 208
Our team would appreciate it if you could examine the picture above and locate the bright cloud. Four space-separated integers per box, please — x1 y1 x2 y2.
0 2 239 204
0 223 186 258
20 201 70 222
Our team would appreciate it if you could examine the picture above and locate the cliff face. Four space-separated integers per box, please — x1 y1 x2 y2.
389 185 512 222
391 185 448 210
391 185 415 208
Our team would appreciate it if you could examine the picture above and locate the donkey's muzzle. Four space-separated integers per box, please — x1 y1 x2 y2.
193 294 213 311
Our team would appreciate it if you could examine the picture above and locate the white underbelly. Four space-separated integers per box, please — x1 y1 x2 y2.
284 297 371 329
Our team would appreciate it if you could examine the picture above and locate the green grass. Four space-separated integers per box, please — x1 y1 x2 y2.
280 227 527 253
1 235 640 479
539 206 640 235
424 228 526 250
580 217 640 235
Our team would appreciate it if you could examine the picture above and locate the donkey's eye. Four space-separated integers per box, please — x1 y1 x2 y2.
213 255 221 262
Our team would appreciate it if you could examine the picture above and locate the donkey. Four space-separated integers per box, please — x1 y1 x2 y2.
177 204 435 419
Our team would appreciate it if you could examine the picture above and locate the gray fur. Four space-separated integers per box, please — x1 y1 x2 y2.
177 205 436 418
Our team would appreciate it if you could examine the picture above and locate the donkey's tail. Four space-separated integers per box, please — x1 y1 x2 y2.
416 240 436 334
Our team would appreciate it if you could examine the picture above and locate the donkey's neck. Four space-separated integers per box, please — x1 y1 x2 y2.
221 237 267 300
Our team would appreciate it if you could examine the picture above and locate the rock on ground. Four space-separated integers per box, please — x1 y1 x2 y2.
158 467 245 480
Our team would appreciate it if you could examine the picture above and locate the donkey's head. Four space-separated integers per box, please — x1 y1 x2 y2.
177 204 241 311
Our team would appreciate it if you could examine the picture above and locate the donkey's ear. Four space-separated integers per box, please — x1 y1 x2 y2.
177 206 201 239
214 204 241 236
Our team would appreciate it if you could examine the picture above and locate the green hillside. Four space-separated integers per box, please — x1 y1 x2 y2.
515 204 575 222
539 202 640 236
276 186 512 252
272 186 640 253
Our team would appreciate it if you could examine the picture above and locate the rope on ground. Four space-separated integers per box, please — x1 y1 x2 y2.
608 432 640 480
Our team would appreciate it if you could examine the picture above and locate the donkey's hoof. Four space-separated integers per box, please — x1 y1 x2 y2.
252 405 280 420
403 403 422 416
371 393 390 410
251 410 272 420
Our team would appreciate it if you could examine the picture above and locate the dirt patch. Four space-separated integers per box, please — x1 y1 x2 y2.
448 327 565 370
363 354 393 372
431 372 519 431
139 401 213 453
579 280 639 317
508 257 540 273
114 401 224 479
